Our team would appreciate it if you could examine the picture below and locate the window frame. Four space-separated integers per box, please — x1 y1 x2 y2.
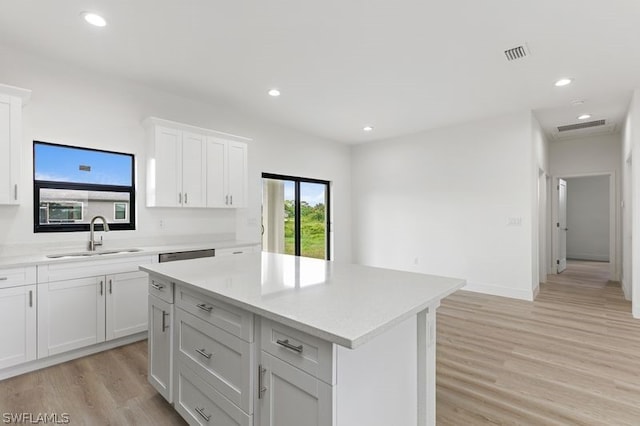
262 172 331 260
33 141 136 233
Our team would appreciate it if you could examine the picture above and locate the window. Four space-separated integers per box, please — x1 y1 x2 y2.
262 173 331 260
114 202 128 221
33 141 135 232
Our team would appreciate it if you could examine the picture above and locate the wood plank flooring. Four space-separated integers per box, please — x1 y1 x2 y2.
0 341 186 425
438 261 640 425
0 260 638 425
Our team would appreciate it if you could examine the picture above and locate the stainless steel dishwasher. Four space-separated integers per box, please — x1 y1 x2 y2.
158 248 215 263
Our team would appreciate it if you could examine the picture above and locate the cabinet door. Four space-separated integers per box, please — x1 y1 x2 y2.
38 276 106 357
206 137 228 207
149 294 173 402
260 352 333 426
106 271 149 340
0 285 36 369
154 126 183 207
227 141 247 208
0 93 20 205
182 132 207 207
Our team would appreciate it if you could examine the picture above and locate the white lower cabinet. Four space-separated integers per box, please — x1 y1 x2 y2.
38 257 154 358
38 276 106 357
149 293 173 402
0 284 36 369
259 352 332 426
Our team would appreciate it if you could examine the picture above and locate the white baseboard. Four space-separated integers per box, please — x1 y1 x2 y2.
622 279 632 301
462 282 534 301
634 305 639 319
566 254 609 262
0 332 147 381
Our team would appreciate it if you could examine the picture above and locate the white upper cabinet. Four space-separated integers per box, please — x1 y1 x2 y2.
0 84 31 205
206 137 248 208
145 117 249 209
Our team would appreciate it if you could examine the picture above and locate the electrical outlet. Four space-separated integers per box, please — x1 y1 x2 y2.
507 217 522 226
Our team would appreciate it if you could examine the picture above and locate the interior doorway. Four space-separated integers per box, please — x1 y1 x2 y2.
551 173 617 284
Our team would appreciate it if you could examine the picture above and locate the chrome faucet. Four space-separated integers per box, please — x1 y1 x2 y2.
89 216 110 251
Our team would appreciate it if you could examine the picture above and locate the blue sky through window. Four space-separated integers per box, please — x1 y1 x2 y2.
283 180 326 206
34 143 132 186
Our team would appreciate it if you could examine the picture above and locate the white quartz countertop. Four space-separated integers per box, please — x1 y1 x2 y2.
0 240 260 268
140 252 465 349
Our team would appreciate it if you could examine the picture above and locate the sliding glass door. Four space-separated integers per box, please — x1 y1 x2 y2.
262 173 330 260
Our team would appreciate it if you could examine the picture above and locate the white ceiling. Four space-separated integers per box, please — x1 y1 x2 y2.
1 0 639 143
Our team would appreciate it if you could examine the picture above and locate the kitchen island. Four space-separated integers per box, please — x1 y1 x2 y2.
141 252 464 426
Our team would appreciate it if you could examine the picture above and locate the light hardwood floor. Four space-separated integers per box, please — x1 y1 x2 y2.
438 261 640 425
1 260 638 425
0 341 186 425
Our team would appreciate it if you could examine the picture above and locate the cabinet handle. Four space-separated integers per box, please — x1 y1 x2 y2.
225 195 229 205
161 310 169 332
184 193 188 204
109 279 113 294
150 282 164 290
29 290 33 307
276 339 304 353
196 303 213 313
258 364 267 399
230 194 233 205
100 280 103 295
178 192 182 204
0 277 7 281
194 407 211 422
195 348 213 359
232 251 243 255
14 184 18 201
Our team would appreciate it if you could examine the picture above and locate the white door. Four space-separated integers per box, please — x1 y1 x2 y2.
558 178 568 273
260 352 333 426
0 285 36 369
154 126 183 207
206 137 227 207
38 276 106 357
182 132 207 207
227 141 248 208
106 271 149 340
148 294 172 402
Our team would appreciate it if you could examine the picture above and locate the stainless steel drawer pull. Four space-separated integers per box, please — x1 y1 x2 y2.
232 251 243 255
0 277 7 281
109 279 113 294
100 281 104 295
29 290 33 307
150 282 164 290
258 364 267 399
195 348 212 359
196 303 213 312
161 311 169 332
195 407 211 422
276 339 304 353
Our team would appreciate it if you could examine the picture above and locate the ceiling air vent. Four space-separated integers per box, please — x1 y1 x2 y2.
504 45 529 61
557 119 606 132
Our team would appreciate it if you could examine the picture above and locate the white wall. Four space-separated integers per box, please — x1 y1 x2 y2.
549 133 621 280
532 114 550 291
621 90 640 316
351 111 536 300
0 44 352 261
565 176 609 261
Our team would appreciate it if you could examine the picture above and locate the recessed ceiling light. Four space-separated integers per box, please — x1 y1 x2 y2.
363 126 374 132
554 78 573 87
81 12 107 27
577 114 592 120
268 89 281 97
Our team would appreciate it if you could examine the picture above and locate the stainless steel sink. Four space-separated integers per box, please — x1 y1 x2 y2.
46 248 143 259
